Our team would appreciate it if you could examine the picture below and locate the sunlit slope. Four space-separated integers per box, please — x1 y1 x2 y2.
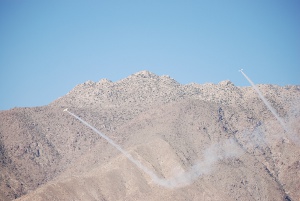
0 71 299 200
18 99 300 200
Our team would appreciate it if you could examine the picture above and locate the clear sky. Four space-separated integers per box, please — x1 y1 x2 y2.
0 0 299 110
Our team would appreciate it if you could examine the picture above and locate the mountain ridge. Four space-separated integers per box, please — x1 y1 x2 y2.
0 71 299 201
51 70 299 109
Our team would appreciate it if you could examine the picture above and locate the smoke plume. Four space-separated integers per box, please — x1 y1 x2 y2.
65 109 242 188
240 70 300 146
240 70 288 132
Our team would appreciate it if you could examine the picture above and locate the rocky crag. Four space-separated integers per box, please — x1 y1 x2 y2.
0 71 299 201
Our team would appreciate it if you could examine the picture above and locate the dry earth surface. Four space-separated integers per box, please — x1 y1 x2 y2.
0 71 299 201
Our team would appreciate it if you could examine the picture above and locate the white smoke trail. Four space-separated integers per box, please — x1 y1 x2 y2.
64 109 242 188
239 70 288 132
65 109 161 183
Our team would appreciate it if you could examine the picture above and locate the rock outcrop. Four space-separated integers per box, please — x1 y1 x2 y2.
0 71 299 201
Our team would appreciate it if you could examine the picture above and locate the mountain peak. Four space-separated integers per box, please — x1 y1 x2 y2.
219 80 234 86
132 70 159 78
98 78 112 84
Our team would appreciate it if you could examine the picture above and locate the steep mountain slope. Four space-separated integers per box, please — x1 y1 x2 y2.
0 71 299 201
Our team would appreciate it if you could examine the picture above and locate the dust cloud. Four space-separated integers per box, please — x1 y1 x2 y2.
65 109 242 189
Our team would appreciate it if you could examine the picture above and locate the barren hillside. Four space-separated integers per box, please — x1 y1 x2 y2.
1 71 299 201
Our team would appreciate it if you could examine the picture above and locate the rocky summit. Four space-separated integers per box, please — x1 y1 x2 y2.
1 71 299 201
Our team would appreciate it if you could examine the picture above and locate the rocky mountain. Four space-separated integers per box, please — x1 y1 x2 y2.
0 70 299 201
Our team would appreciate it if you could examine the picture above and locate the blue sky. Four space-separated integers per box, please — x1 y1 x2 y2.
0 0 299 110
